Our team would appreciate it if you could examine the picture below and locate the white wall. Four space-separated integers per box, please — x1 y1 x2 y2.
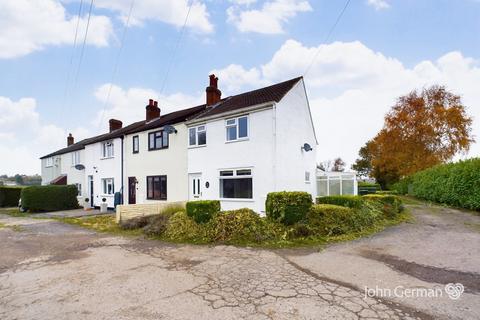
274 80 318 198
84 138 122 208
188 108 275 213
123 124 189 204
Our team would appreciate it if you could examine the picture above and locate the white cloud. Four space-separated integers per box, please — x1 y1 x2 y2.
366 0 390 11
227 0 312 34
93 84 204 132
213 40 480 167
94 0 214 33
0 0 114 59
0 96 89 175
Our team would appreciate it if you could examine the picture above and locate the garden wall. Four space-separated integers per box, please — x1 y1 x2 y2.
116 201 186 223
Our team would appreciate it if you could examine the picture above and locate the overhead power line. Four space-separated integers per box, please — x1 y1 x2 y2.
304 0 351 76
97 0 136 131
159 0 193 95
59 0 84 122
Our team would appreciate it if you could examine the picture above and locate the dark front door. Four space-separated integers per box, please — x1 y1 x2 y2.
128 177 136 204
89 176 94 207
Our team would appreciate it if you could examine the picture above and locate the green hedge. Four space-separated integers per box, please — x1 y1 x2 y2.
316 195 364 209
0 187 22 207
265 191 312 225
363 194 403 218
394 158 480 210
186 200 221 223
21 185 79 212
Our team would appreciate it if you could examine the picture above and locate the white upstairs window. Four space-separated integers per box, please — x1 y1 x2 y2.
189 125 206 146
225 116 248 142
71 151 80 166
45 157 53 167
102 141 114 158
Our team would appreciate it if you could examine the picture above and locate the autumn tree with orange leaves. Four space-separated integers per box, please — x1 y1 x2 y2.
353 85 474 188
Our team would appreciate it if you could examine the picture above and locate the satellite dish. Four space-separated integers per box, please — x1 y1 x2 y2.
302 143 313 152
75 164 85 170
163 125 177 134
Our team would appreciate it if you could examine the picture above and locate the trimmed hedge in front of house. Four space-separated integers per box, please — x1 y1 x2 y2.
393 158 480 210
316 195 364 209
21 185 79 212
265 191 313 225
186 200 221 223
0 187 22 207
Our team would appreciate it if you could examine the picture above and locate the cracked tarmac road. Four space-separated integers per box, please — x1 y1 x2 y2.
0 202 479 320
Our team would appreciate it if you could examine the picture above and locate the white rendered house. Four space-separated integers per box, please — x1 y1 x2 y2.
187 76 317 213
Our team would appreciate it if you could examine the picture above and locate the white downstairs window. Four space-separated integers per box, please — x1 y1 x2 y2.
219 169 253 199
102 141 114 158
102 178 114 195
225 116 248 142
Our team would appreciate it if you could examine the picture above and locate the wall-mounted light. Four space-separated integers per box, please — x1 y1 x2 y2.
301 143 313 152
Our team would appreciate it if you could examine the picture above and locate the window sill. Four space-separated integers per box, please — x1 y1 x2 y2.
219 198 254 202
188 144 207 149
225 137 249 144
100 156 114 160
100 194 114 197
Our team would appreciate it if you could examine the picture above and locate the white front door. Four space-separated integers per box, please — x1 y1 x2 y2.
189 174 202 200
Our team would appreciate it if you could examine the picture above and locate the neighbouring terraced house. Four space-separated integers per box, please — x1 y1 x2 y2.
40 75 323 213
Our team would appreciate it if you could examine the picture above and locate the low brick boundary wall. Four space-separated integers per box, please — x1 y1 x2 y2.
116 201 186 223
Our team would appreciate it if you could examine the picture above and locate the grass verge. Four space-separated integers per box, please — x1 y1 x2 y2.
58 215 143 237
0 207 30 217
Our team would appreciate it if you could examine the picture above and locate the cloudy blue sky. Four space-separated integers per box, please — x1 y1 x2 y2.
1 0 479 175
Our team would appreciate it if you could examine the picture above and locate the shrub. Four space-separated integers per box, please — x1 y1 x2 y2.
120 215 150 230
265 191 312 225
286 223 314 239
358 182 381 195
164 211 203 241
21 185 79 212
363 194 403 218
0 187 22 207
316 195 364 209
186 200 221 223
143 214 171 236
394 158 480 210
206 208 265 243
307 203 382 236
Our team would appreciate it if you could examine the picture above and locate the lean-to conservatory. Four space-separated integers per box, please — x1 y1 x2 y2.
316 171 358 196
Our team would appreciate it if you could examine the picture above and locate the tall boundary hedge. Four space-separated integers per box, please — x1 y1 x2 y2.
393 158 480 210
0 187 22 207
21 185 79 212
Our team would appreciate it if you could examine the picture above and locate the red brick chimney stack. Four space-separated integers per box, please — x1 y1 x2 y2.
67 133 74 146
206 74 221 106
146 99 161 121
109 119 123 132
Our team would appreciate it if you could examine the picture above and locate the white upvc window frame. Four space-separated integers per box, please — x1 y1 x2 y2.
74 183 82 196
45 157 53 167
102 178 115 195
305 171 311 184
225 115 249 142
189 124 207 147
71 151 80 166
101 141 114 159
219 168 253 200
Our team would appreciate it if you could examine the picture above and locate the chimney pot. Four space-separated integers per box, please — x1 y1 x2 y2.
146 99 160 121
109 119 123 132
206 74 221 106
67 133 74 146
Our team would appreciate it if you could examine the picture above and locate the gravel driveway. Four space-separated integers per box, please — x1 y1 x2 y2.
0 202 478 320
